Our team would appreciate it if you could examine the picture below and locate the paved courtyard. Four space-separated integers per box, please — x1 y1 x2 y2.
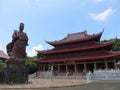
0 79 120 90
0 78 91 89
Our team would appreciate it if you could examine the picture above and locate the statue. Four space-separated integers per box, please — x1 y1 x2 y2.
6 23 28 63
0 23 29 84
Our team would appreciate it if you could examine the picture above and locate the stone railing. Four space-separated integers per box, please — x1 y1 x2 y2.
93 69 120 80
33 71 86 79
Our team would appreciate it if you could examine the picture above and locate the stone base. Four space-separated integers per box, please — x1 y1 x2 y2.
6 59 25 67
0 66 29 84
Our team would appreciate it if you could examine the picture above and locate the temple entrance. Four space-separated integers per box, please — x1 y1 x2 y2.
53 65 58 76
67 64 75 75
96 62 105 69
45 66 49 71
86 63 94 73
108 62 115 69
59 65 66 75
76 64 84 73
39 66 44 71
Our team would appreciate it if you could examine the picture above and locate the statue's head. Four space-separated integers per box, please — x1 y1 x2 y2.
19 23 24 32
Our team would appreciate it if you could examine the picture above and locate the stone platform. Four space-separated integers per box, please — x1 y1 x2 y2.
0 66 29 84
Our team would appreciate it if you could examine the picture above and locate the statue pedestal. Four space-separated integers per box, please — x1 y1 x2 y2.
6 59 25 67
0 66 29 84
0 59 29 84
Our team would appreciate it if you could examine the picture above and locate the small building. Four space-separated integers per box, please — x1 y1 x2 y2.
0 50 9 61
33 31 120 76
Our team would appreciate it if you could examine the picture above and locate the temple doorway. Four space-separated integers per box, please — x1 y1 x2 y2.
86 63 94 73
108 62 115 69
59 65 66 75
76 64 84 73
96 62 105 69
67 64 75 75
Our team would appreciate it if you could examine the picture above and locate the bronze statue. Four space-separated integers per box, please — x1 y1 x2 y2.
1 23 29 84
7 23 28 60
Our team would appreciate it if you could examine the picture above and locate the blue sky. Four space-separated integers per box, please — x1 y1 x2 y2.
0 0 120 56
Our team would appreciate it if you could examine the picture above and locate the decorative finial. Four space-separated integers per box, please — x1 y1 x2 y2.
84 30 87 33
102 28 104 32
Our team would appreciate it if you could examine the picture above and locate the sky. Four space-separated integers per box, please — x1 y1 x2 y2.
0 0 120 57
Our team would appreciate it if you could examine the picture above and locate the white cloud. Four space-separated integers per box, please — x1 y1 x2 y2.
27 44 43 57
89 8 116 21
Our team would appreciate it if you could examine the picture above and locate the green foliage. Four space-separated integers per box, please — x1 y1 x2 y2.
101 38 120 51
37 53 45 59
113 39 120 51
0 60 5 67
101 40 109 43
26 56 38 60
25 57 39 74
25 53 45 74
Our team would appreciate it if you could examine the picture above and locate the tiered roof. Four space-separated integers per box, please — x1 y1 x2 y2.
46 30 103 46
38 41 114 55
34 51 120 63
33 31 120 63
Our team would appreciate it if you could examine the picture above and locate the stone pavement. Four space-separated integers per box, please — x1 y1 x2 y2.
0 78 92 89
57 80 120 90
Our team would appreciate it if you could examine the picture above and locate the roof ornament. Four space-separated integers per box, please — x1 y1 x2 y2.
68 33 70 36
84 30 87 36
115 36 118 42
64 37 66 40
84 30 87 33
102 28 104 32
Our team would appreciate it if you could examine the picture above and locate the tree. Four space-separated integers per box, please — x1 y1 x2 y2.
37 53 45 59
25 57 39 74
0 60 5 67
101 38 120 51
112 39 120 51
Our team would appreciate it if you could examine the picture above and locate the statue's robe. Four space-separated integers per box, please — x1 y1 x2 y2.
7 30 28 60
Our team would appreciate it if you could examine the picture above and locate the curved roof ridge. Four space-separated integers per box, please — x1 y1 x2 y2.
46 31 103 46
38 40 114 54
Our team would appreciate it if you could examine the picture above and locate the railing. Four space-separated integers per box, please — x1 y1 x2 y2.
34 71 86 79
93 69 120 80
36 71 52 78
30 69 120 80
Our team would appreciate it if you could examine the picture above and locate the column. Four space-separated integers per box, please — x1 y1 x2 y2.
74 64 77 76
114 60 117 69
38 65 40 71
75 64 77 73
94 62 97 70
105 61 108 70
58 65 60 75
43 66 45 71
84 63 86 72
66 64 68 73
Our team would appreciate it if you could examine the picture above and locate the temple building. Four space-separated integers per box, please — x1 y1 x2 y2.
33 31 120 76
0 50 9 61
